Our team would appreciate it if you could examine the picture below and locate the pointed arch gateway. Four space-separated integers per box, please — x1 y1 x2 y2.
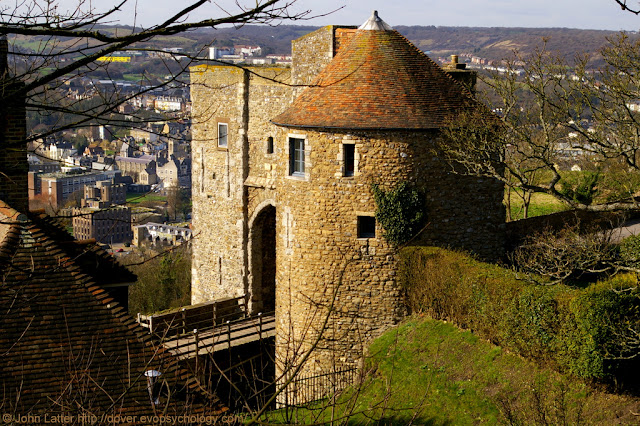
248 202 276 314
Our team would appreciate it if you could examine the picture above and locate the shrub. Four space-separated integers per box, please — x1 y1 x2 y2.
399 246 640 383
512 225 620 283
559 171 600 205
619 234 640 267
559 275 640 380
501 285 564 361
127 244 192 314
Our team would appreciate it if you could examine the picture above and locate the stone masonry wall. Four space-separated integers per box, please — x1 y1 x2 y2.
271 127 504 390
410 133 506 260
190 65 248 303
190 65 291 304
291 26 335 87
272 129 408 385
246 68 292 190
291 25 354 88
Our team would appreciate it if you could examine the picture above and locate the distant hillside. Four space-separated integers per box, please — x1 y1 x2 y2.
189 25 319 56
190 25 630 61
11 24 634 68
396 26 625 64
187 25 635 66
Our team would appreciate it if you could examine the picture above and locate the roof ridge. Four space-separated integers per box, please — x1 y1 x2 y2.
0 200 28 223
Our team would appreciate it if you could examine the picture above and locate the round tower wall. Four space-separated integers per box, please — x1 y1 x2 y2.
271 127 505 403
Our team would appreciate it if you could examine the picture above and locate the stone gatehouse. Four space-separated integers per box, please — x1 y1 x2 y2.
190 11 505 400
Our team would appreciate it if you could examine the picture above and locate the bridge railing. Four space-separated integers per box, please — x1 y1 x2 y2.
137 296 247 338
169 311 276 357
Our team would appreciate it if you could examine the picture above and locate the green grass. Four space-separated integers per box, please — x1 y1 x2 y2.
264 317 639 424
122 74 146 81
506 190 567 221
126 192 166 205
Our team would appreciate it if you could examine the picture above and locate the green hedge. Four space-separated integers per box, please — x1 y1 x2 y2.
399 247 640 381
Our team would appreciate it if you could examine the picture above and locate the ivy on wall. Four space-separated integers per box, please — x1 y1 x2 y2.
372 182 426 246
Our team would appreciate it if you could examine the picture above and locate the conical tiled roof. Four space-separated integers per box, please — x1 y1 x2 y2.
272 13 479 130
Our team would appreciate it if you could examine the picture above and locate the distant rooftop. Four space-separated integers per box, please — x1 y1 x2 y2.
40 169 115 179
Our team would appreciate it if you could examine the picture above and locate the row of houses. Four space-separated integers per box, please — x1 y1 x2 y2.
62 76 191 114
72 178 193 246
207 45 292 65
28 121 192 209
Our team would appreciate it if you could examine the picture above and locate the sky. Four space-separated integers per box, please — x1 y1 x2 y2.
52 0 640 32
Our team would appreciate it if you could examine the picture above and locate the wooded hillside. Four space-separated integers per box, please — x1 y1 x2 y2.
13 24 632 66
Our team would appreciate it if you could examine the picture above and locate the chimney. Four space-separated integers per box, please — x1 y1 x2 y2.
0 34 28 212
444 53 477 94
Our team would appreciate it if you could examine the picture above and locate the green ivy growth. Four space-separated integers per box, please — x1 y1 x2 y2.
372 182 426 246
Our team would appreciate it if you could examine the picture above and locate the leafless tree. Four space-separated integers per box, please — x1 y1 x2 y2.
511 224 634 284
0 0 322 251
439 36 640 215
1 0 312 141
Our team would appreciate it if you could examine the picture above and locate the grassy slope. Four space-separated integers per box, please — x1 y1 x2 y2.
125 192 166 204
506 191 567 221
267 317 639 424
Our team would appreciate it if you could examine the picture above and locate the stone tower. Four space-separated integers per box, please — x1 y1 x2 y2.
190 12 505 402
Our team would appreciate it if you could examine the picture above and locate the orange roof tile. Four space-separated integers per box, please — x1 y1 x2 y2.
273 26 479 130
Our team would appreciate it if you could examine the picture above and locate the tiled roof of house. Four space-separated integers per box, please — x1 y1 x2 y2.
272 16 480 130
0 201 223 417
115 154 156 164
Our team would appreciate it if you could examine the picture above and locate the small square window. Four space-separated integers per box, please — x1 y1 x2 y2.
267 137 274 154
357 216 376 238
343 144 355 177
218 123 228 148
289 137 305 176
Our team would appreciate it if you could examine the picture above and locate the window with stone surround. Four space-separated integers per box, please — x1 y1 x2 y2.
343 143 355 177
217 123 228 148
357 215 376 239
289 137 305 176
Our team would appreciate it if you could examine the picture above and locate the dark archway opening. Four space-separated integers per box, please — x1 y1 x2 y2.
250 204 276 314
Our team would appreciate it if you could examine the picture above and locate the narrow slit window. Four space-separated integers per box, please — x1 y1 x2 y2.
218 123 228 148
267 137 274 154
344 144 355 177
357 216 376 239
